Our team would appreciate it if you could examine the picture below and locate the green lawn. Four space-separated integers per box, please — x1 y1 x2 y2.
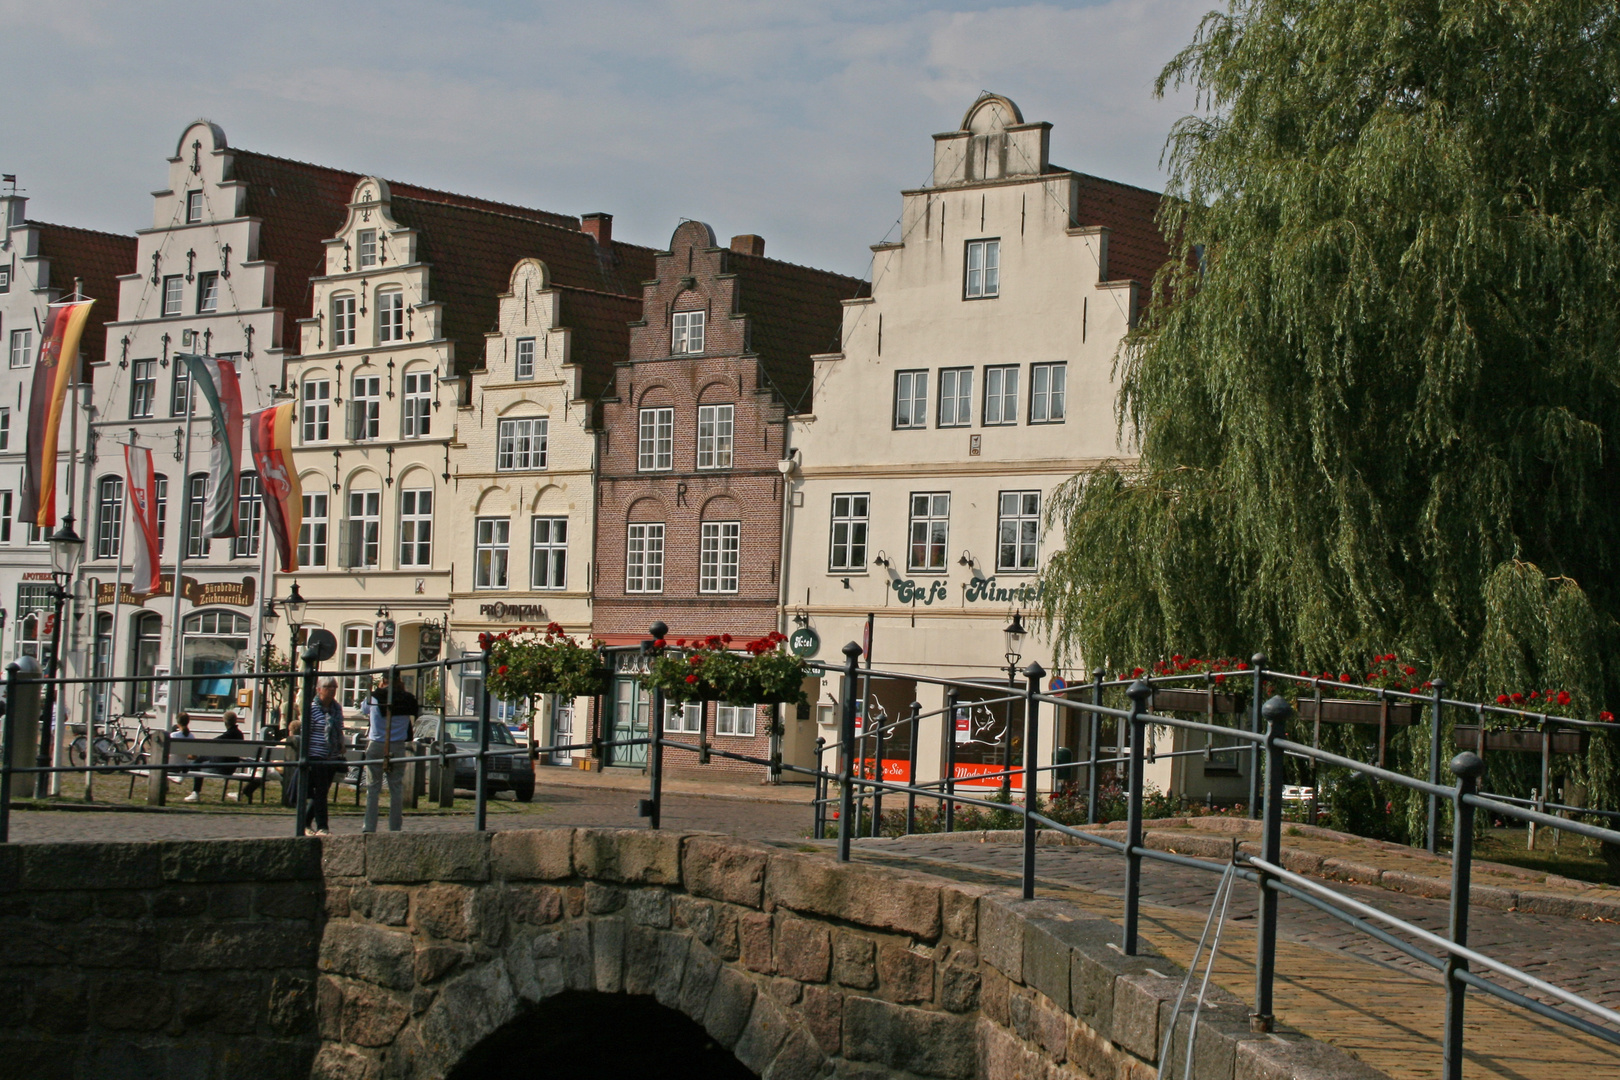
1474 826 1619 887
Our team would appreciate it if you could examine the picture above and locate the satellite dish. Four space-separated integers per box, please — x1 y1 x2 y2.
302 628 338 663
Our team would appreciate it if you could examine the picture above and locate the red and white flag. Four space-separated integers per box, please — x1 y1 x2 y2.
124 445 162 595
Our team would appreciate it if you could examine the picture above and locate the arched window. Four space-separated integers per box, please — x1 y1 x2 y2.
130 612 163 713
180 610 251 712
97 476 124 559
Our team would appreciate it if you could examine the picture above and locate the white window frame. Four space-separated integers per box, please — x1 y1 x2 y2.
234 472 261 558
626 522 665 593
9 328 32 369
0 407 11 450
399 487 433 568
894 370 927 429
696 404 734 469
130 359 156 418
97 476 123 560
356 229 378 268
155 475 168 553
350 374 381 441
475 517 510 589
332 293 356 347
185 474 210 558
0 491 11 544
530 516 567 590
672 310 705 354
699 520 740 594
197 272 220 314
908 491 950 572
185 190 203 223
638 408 673 471
983 365 1019 426
497 417 548 471
162 276 184 317
938 367 973 427
716 703 756 737
346 489 380 569
997 490 1041 573
171 365 193 418
965 238 1000 299
341 625 374 709
299 491 328 568
664 701 703 734
302 379 331 442
377 289 404 343
515 337 535 379
402 371 432 437
829 493 868 572
1030 362 1066 424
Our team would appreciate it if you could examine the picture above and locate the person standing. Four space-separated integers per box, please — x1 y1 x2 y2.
301 677 346 836
363 674 419 833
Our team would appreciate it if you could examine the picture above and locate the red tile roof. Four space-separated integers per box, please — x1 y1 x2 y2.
722 252 869 412
1061 169 1171 302
552 285 645 402
31 222 137 367
224 149 591 355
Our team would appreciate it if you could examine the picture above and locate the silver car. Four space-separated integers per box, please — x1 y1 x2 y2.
413 712 535 802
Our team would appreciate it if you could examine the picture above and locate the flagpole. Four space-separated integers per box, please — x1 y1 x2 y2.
94 478 131 803
157 363 197 806
253 495 272 740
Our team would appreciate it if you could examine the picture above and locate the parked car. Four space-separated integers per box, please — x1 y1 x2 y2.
412 712 535 802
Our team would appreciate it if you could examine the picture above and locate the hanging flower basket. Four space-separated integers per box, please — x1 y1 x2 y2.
643 632 809 706
480 623 608 703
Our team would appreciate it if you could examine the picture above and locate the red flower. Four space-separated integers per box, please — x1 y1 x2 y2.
497 665 509 675
1237 661 1249 670
721 634 733 644
1403 666 1416 676
1496 695 1510 705
1215 673 1226 684
1529 690 1540 700
685 674 699 684
1132 667 1145 678
675 638 686 647
653 638 667 649
1600 711 1614 722
1511 693 1525 704
1557 691 1572 706
1339 674 1351 683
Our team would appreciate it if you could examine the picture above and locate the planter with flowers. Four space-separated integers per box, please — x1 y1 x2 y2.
1129 656 1249 713
1454 688 1595 757
1292 654 1426 729
479 623 608 707
644 632 809 706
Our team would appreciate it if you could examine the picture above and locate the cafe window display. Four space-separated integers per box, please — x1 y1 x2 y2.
181 610 250 712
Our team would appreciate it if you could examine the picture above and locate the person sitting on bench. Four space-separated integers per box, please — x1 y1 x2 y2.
183 711 247 802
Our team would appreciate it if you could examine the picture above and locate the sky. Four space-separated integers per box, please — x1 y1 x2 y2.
0 0 1210 279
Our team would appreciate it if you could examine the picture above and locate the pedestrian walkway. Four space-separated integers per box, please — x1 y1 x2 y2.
857 835 1620 1080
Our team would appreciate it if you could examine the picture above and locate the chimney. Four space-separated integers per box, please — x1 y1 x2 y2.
730 234 765 257
582 212 612 248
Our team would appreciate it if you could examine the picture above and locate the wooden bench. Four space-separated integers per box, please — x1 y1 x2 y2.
163 736 287 803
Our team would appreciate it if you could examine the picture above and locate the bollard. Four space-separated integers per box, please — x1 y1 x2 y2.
1426 679 1447 854
402 739 422 810
1 658 43 842
1442 751 1484 1080
837 641 862 862
475 646 493 832
1021 662 1045 900
905 701 920 835
944 689 959 833
147 729 170 805
1122 680 1150 954
1247 653 1267 818
813 736 826 839
1251 694 1291 1032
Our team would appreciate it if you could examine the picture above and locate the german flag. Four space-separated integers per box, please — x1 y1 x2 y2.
19 299 95 527
250 402 302 572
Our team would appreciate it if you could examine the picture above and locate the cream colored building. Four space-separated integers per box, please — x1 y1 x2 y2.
784 94 1230 800
444 254 645 762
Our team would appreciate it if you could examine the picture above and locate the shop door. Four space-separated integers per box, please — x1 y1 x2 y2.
609 677 649 766
549 697 575 766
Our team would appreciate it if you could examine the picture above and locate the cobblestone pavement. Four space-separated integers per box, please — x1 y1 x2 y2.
853 836 1620 1080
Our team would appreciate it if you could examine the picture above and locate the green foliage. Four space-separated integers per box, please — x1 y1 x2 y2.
1040 0 1620 812
643 632 808 706
482 623 606 707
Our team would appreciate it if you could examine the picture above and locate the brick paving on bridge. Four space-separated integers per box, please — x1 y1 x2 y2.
6 777 1618 1079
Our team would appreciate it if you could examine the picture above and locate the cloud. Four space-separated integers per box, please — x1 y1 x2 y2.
0 0 1208 277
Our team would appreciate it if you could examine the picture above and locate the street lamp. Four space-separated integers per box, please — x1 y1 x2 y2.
258 593 281 734
282 581 307 629
36 514 83 796
1000 611 1027 800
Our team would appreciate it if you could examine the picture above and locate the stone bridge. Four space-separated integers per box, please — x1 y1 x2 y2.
0 828 1383 1080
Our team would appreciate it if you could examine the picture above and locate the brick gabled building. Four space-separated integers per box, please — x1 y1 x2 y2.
591 220 866 772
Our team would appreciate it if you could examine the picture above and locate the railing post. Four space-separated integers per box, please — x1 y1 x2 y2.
1 658 42 843
475 645 492 832
1247 653 1267 819
1021 662 1045 900
1251 694 1291 1032
813 736 826 839
905 701 920 835
1122 679 1150 954
837 641 862 862
872 695 886 837
1442 751 1484 1080
646 622 667 831
1427 678 1447 854
294 649 318 838
944 689 958 833
1086 668 1103 825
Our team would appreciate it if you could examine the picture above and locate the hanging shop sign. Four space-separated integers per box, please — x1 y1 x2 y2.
375 619 397 655
788 626 820 657
889 576 1044 607
418 625 443 662
95 575 255 608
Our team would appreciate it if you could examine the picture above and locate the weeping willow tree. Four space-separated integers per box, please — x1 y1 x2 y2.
1041 0 1620 814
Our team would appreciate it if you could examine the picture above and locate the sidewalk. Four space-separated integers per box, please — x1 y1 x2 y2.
532 762 816 804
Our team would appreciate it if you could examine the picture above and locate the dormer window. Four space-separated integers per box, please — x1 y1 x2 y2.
672 310 705 354
357 229 378 268
515 338 535 379
186 191 203 224
332 293 356 347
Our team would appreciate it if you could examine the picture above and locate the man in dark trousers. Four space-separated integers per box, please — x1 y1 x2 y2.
301 677 347 835
183 710 248 802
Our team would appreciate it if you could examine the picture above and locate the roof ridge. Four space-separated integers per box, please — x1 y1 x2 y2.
1058 166 1165 200
386 193 659 256
725 249 869 288
27 220 137 242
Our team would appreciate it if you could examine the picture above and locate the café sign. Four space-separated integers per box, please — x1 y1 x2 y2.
890 576 1043 607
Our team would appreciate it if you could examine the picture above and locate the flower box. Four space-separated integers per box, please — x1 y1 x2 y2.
644 632 808 707
1295 697 1419 726
1150 687 1242 714
1452 725 1588 756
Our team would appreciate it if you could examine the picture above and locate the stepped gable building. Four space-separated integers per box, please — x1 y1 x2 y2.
591 221 867 775
281 178 653 724
81 119 598 733
0 190 134 673
782 94 1192 794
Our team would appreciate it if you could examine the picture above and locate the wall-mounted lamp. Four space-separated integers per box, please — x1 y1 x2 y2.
873 550 891 568
376 605 391 620
792 608 810 627
957 550 975 568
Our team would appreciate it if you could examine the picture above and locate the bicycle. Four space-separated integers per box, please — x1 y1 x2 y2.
68 717 156 770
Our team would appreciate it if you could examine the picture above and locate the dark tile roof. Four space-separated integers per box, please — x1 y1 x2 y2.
31 222 137 367
1062 170 1171 300
724 252 869 411
386 196 657 371
224 150 588 354
554 285 644 402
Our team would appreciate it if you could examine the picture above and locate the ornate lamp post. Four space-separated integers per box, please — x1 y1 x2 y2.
258 593 281 734
36 514 84 796
278 583 307 731
1001 612 1026 800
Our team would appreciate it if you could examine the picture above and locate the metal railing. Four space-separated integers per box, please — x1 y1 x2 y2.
3 631 1618 1079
